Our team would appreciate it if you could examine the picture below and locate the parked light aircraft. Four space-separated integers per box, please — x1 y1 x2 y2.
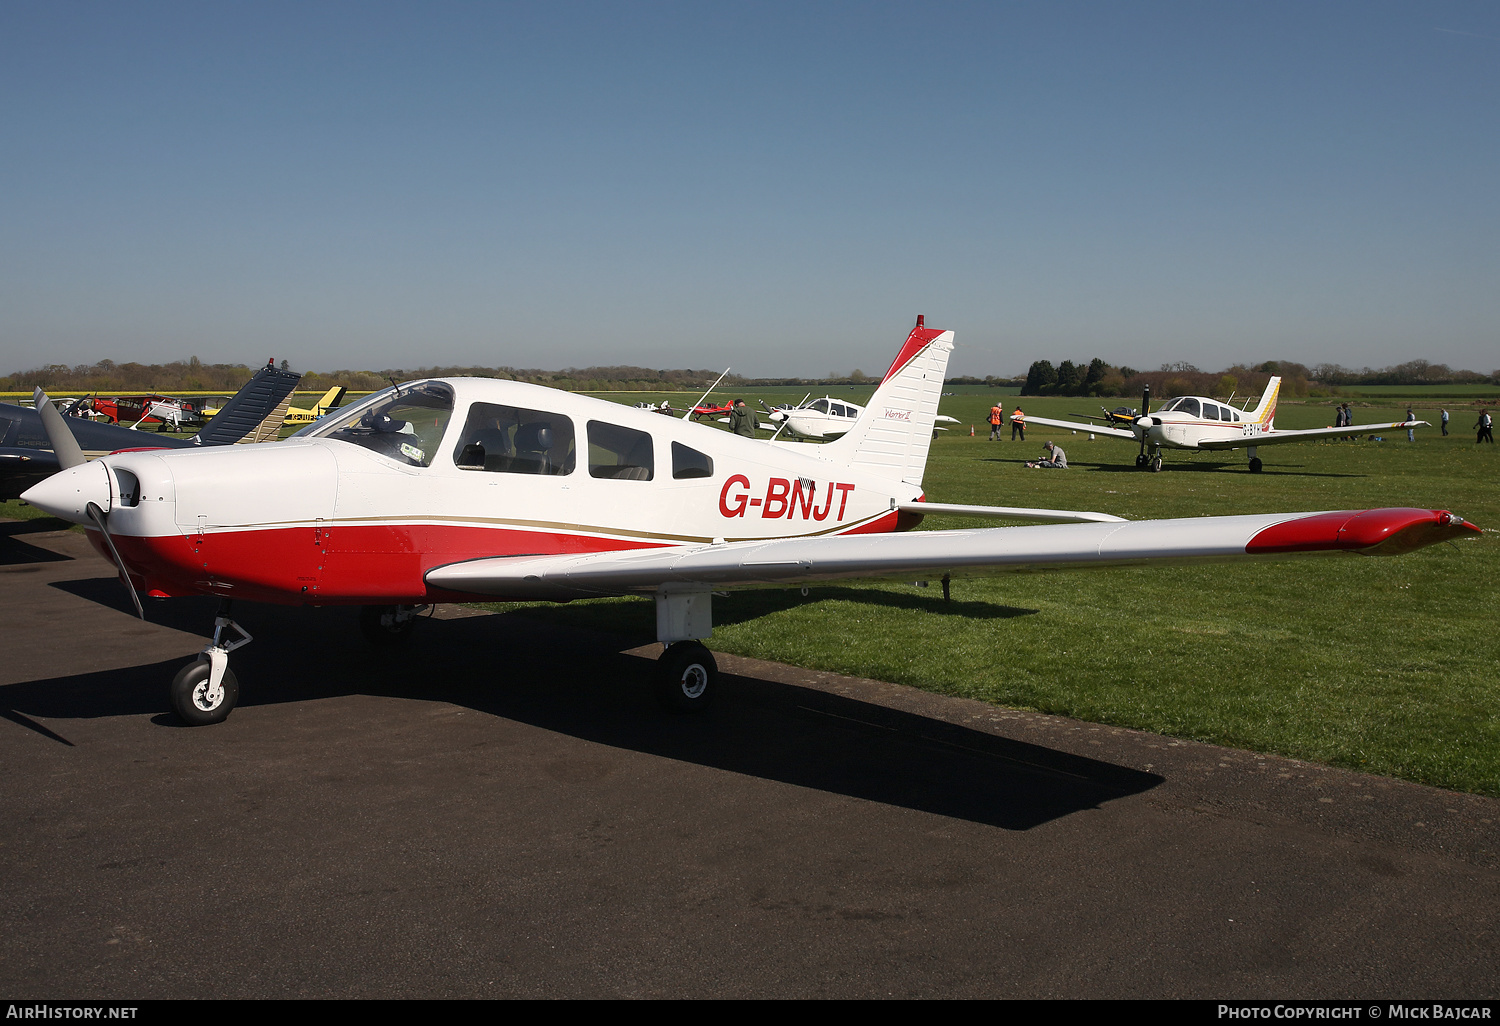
761 395 961 440
0 361 301 500
1024 381 1428 472
281 385 348 427
22 319 1477 726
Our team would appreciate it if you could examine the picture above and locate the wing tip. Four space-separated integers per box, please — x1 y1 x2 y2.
1246 508 1481 556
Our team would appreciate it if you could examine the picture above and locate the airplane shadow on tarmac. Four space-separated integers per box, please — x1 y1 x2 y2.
0 518 77 565
13 584 1158 832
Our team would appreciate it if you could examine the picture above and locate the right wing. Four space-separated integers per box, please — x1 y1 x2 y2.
1198 420 1429 449
1021 415 1138 441
426 507 1477 601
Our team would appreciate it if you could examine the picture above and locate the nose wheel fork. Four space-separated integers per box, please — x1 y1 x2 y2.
171 601 252 726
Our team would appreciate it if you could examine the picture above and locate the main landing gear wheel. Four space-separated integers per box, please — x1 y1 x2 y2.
656 642 717 713
1249 457 1263 473
171 657 239 726
360 604 420 646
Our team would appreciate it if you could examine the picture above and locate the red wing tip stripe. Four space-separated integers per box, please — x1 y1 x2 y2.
1246 509 1480 555
880 327 946 384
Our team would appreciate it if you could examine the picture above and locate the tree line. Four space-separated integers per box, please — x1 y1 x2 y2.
1021 358 1500 399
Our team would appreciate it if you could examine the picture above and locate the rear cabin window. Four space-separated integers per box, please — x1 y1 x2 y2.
587 421 654 480
671 441 713 480
452 403 576 475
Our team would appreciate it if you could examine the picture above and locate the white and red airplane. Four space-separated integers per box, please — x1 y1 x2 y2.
1025 380 1428 472
22 318 1477 726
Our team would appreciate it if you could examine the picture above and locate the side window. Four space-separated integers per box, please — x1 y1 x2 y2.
1202 403 1221 421
1177 398 1200 418
451 403 576 475
671 441 713 480
810 399 830 414
588 421 654 480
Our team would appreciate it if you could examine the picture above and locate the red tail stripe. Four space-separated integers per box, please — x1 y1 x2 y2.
880 327 945 384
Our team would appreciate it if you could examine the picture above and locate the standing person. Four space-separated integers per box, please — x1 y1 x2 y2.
729 399 759 438
1477 409 1494 444
1441 408 1450 436
1406 406 1416 443
1011 406 1025 442
988 402 1004 441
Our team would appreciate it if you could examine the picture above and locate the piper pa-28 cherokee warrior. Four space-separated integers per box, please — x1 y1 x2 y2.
1025 381 1428 472
23 317 1477 726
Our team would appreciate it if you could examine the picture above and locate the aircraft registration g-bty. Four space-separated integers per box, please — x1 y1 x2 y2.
1025 381 1428 472
22 318 1478 727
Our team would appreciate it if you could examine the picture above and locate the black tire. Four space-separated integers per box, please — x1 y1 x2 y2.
170 657 239 726
360 605 417 646
656 642 717 713
1151 456 1163 473
1249 457 1263 473
1135 453 1146 468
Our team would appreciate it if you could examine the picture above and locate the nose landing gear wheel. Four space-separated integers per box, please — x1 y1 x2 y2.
1151 456 1163 472
656 642 717 713
170 657 239 726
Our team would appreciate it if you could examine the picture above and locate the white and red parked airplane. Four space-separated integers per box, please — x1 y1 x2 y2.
1025 379 1428 472
22 318 1478 726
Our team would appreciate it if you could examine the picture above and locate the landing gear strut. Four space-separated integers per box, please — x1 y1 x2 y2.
1248 446 1262 473
171 600 252 725
654 589 717 712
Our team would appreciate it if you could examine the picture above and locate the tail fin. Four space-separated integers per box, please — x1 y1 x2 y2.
821 316 954 487
1248 376 1281 428
315 385 347 416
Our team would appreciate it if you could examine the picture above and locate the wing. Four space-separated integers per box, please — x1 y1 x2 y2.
426 507 1477 601
1021 415 1139 441
1197 420 1430 450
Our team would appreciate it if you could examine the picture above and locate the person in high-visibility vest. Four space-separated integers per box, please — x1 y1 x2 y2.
988 403 1004 441
1011 406 1026 441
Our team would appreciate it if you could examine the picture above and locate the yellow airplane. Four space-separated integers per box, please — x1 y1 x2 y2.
283 386 348 426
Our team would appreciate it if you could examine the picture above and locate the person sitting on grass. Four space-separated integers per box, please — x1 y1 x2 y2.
1026 440 1068 469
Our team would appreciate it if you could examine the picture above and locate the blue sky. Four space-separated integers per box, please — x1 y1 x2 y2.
3 1 1497 378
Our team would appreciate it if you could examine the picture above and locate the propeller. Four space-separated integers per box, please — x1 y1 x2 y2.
33 388 86 470
33 388 145 619
86 502 145 620
1135 384 1152 463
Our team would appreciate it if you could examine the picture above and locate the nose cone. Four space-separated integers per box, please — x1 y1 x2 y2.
20 459 111 524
